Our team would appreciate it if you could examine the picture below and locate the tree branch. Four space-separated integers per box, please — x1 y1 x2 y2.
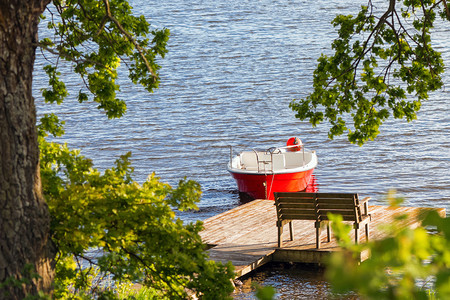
119 245 187 298
442 0 450 19
35 41 112 72
101 0 157 79
323 0 397 90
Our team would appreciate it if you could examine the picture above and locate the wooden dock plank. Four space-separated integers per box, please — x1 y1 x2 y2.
200 200 446 278
207 243 276 277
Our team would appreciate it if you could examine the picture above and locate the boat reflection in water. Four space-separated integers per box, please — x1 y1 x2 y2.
227 138 318 201
304 174 318 193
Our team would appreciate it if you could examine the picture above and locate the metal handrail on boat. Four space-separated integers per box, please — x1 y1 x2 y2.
252 148 274 173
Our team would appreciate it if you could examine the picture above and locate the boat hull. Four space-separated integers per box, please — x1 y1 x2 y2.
229 168 315 200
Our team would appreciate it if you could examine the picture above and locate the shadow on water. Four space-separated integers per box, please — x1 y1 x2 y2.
175 188 242 222
233 262 358 300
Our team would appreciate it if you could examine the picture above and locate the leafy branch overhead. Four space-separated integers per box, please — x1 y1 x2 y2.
290 0 449 145
38 0 169 119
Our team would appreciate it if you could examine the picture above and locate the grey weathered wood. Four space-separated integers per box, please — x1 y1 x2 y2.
274 192 372 248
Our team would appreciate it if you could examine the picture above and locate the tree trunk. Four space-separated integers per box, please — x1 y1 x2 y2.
0 0 53 298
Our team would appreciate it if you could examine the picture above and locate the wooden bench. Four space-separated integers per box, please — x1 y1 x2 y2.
274 192 371 248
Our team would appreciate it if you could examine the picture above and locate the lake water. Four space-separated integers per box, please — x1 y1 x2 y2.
34 0 449 298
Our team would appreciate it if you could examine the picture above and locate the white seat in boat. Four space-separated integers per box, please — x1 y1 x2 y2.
284 152 301 169
240 152 258 170
284 151 313 169
271 153 285 171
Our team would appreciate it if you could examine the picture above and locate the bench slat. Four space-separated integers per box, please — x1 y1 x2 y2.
316 198 356 204
318 209 356 216
279 214 318 221
276 197 315 203
310 192 358 199
274 193 315 199
278 208 316 215
279 203 316 209
317 203 356 210
277 192 358 199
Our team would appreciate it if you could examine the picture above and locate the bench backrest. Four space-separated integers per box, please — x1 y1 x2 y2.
274 192 364 223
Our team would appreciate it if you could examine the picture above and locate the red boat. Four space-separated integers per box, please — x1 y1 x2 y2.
227 138 318 200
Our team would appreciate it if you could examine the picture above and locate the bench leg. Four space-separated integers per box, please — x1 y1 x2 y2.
326 222 331 243
278 225 283 248
289 221 294 241
315 222 321 249
365 223 370 242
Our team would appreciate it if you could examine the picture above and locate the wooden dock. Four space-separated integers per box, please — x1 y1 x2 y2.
200 199 446 278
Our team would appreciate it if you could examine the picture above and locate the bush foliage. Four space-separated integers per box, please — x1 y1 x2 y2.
38 135 234 299
326 192 450 299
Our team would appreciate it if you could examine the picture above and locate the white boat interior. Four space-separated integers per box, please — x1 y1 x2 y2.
228 147 317 174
